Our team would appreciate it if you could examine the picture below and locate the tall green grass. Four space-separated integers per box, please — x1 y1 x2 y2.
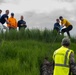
0 40 59 75
0 29 76 75
1 28 76 43
0 28 65 42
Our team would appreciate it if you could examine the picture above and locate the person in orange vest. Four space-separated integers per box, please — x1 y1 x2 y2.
7 13 17 30
59 16 73 37
53 37 76 75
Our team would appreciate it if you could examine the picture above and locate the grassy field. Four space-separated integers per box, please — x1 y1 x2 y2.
0 29 76 75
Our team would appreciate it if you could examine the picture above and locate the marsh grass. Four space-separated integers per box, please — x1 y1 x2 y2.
0 29 75 75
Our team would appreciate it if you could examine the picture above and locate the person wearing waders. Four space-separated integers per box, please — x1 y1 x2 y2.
53 37 76 75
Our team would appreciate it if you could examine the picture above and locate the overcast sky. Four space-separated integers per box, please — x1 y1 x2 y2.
0 0 76 36
0 0 76 13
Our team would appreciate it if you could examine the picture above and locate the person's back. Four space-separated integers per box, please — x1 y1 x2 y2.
53 37 76 75
53 46 73 75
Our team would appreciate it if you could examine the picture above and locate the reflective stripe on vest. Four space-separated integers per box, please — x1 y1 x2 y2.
55 49 70 67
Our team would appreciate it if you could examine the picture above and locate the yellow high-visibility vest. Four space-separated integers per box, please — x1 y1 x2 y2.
53 46 73 75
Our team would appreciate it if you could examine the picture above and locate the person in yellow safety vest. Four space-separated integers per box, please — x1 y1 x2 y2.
53 37 76 75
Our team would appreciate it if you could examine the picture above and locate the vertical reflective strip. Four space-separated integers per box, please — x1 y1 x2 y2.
64 49 70 66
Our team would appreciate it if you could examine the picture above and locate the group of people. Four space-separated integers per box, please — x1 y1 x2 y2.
53 16 75 75
53 16 73 37
0 9 27 33
0 9 73 37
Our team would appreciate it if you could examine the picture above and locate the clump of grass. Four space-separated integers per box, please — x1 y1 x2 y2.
0 28 66 43
0 40 55 75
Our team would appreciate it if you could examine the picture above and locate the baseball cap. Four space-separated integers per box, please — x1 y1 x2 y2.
11 13 14 16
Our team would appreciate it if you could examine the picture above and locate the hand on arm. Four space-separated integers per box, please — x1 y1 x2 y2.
61 24 65 27
5 18 11 25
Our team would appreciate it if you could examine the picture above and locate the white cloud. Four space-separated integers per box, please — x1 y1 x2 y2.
18 0 74 13
54 0 75 2
0 0 18 4
0 0 74 14
0 0 4 2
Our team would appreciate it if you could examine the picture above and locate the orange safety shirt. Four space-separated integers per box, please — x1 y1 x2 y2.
7 17 17 28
